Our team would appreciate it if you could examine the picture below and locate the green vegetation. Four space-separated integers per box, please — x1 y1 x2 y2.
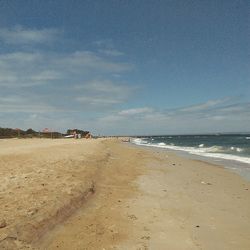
0 127 87 139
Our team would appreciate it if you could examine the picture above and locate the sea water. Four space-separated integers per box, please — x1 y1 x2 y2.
132 134 250 180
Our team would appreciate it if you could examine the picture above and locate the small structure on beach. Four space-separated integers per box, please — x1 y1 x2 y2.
66 129 92 139
85 132 92 139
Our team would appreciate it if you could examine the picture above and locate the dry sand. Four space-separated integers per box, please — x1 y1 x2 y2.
0 138 249 249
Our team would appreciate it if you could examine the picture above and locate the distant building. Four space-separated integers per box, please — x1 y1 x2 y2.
67 129 90 138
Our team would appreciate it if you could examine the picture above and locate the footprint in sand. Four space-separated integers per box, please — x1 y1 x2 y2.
141 235 151 240
128 214 137 220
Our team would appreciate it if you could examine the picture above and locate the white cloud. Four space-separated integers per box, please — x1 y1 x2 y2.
0 50 133 87
0 26 61 45
98 49 124 56
0 51 42 62
57 51 132 72
1 95 249 134
0 50 135 114
75 80 135 107
0 78 135 112
30 70 61 82
0 94 60 113
76 79 134 94
96 99 250 135
118 107 153 116
0 102 59 113
1 26 248 134
93 39 114 48
98 107 161 126
0 52 52 87
76 96 122 105
179 98 229 112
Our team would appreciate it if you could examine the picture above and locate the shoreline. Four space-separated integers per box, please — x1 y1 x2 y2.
0 138 250 249
130 141 250 182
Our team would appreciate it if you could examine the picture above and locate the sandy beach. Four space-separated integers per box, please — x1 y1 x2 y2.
0 138 250 249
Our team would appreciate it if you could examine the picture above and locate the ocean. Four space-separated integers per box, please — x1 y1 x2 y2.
132 134 250 180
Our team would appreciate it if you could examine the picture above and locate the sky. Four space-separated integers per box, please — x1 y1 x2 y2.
0 0 249 135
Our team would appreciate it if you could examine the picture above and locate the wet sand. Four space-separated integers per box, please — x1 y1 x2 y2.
0 138 250 249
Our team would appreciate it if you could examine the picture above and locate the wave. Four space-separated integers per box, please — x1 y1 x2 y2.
230 147 243 152
132 138 148 144
132 138 250 164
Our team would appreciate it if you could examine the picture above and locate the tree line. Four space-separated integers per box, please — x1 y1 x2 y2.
0 127 90 139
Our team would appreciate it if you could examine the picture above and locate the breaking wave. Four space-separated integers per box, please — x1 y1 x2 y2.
132 138 250 164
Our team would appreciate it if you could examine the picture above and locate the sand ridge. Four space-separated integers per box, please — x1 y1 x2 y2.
0 139 108 248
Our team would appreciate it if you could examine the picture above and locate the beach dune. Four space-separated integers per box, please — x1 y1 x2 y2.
0 138 249 249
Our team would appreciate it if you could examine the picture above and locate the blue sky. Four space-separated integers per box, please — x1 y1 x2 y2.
0 0 249 135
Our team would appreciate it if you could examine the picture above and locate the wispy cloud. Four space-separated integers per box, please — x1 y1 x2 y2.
0 29 135 114
0 26 61 45
76 79 134 94
1 25 248 134
0 79 136 113
98 49 124 57
118 107 153 116
0 50 133 87
0 29 137 111
93 39 114 48
0 52 59 87
97 98 250 134
0 25 135 123
169 97 249 119
179 99 228 112
75 80 135 107
57 51 132 72
76 96 122 105
0 25 132 89
94 39 124 56
0 94 59 113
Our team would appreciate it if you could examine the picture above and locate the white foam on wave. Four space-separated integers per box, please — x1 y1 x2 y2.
230 146 244 152
131 139 250 164
246 137 250 140
132 138 149 145
200 146 223 153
